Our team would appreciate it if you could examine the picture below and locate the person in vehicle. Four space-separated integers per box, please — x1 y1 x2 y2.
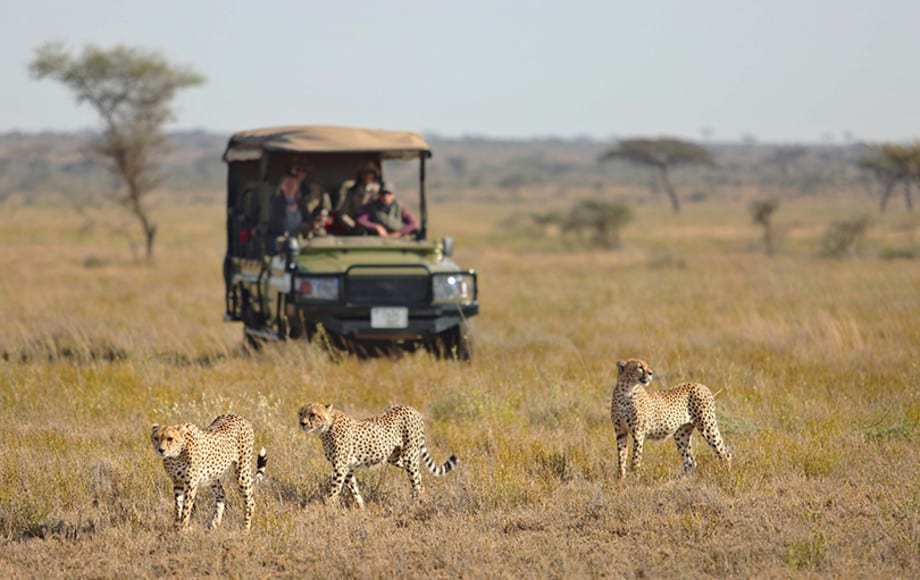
331 163 381 233
267 174 310 239
289 162 333 220
340 164 381 216
355 182 419 238
288 163 310 189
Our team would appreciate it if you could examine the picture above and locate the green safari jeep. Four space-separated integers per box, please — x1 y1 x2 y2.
221 126 479 360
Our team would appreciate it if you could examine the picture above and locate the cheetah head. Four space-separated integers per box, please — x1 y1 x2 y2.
150 424 188 458
617 359 654 387
298 403 334 433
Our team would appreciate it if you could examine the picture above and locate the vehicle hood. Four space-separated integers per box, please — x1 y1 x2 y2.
292 237 459 274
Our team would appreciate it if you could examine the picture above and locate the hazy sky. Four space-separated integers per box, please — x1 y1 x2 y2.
2 0 917 143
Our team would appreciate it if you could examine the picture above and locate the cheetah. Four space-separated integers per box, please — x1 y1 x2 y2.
298 403 457 507
611 359 732 479
151 414 267 531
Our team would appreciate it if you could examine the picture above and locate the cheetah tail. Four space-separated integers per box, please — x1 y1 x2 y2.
420 443 457 476
255 447 268 482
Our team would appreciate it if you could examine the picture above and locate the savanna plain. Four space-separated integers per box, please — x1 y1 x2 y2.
0 194 918 578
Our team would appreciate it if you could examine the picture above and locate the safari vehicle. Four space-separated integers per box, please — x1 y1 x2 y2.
221 126 478 360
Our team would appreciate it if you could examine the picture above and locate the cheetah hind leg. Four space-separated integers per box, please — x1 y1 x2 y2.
405 455 424 501
673 424 696 475
344 472 365 508
209 480 226 528
699 419 733 470
235 463 255 532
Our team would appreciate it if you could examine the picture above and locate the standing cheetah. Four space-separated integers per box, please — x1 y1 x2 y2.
151 414 267 531
611 359 732 479
298 403 457 507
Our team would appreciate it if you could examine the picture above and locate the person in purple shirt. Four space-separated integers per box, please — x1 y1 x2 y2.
355 182 419 238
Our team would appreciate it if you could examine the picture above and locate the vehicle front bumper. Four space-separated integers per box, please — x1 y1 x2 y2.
289 302 479 340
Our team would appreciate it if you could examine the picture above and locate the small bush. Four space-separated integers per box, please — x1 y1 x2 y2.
820 217 870 258
562 199 634 249
510 200 634 250
880 246 919 260
83 255 110 268
687 190 709 203
750 199 780 255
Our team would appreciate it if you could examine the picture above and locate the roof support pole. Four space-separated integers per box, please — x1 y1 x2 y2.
419 153 428 240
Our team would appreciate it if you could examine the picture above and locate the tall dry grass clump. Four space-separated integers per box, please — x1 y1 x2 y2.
0 199 918 577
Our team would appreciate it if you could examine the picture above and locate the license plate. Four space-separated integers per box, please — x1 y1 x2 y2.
370 307 408 329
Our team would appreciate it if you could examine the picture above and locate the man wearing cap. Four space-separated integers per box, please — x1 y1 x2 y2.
355 182 419 238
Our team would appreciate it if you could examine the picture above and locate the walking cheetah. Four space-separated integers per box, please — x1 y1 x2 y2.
151 414 267 531
298 403 457 507
611 359 732 479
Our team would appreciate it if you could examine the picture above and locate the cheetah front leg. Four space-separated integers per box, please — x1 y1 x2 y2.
177 482 198 530
326 463 350 506
344 472 365 508
172 482 186 526
630 431 646 474
673 424 697 474
615 425 629 480
209 481 226 529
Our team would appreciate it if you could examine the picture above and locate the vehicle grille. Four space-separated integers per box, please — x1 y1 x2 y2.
345 276 430 306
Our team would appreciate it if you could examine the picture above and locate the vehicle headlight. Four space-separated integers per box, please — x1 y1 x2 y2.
296 277 340 301
432 273 475 304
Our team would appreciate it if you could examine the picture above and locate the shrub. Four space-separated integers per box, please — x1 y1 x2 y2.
750 199 780 255
879 246 918 260
562 199 634 249
820 217 870 258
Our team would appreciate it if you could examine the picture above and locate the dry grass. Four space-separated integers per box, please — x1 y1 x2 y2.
0 196 918 577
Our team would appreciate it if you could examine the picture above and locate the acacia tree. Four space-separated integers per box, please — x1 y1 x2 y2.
29 43 204 260
857 152 900 212
857 143 920 212
598 138 714 213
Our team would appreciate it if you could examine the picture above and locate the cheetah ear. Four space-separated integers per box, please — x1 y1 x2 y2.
325 403 334 412
151 424 160 438
616 360 627 373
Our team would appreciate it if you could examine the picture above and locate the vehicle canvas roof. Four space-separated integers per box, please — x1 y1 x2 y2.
223 125 432 162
